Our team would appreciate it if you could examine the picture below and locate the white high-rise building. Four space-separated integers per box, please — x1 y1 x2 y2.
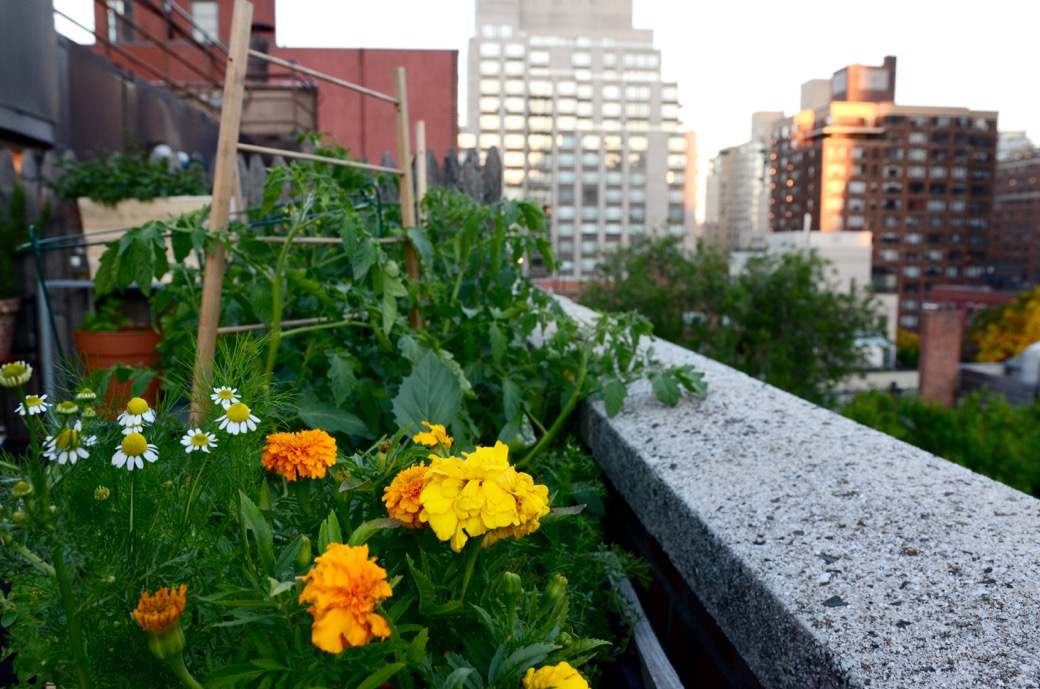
461 0 693 280
703 112 784 252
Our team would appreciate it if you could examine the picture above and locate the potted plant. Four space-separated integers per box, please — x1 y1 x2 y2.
73 295 162 414
53 145 211 278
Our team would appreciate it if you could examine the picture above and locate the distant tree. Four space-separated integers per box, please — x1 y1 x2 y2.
581 237 884 404
969 286 1040 362
842 390 1040 497
895 328 920 368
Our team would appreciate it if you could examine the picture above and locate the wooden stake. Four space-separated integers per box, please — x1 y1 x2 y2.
415 120 428 224
394 68 423 330
190 0 253 425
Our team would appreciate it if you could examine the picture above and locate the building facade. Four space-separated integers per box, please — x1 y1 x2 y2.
703 112 784 252
768 57 998 331
91 0 459 161
462 0 693 280
990 148 1040 289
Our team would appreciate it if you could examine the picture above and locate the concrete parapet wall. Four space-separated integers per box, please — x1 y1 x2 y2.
561 299 1040 688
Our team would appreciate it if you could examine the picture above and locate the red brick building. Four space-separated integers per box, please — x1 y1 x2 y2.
90 0 458 162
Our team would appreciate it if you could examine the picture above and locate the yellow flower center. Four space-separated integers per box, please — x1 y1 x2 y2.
122 433 148 457
190 432 210 447
2 363 26 378
226 402 250 423
126 397 150 415
25 395 43 408
55 429 79 450
217 389 235 400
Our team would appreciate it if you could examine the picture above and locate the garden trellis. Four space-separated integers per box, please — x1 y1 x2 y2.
190 0 424 424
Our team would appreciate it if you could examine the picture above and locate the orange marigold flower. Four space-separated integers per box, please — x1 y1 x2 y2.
383 462 429 528
133 584 187 634
299 543 393 653
261 429 338 481
412 421 453 450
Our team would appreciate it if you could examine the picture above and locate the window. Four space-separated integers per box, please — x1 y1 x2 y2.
107 0 135 43
480 61 501 76
191 1 218 43
908 148 927 161
572 52 591 67
479 43 501 57
529 50 550 66
504 43 525 58
847 181 867 194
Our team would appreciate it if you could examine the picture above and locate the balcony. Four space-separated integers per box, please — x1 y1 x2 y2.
557 298 1040 687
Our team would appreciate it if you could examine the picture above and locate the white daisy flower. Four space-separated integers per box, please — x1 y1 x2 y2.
210 386 240 410
43 422 94 465
218 402 259 435
117 397 156 428
0 361 32 388
111 432 158 471
181 428 217 454
75 388 97 401
121 421 146 436
16 394 48 417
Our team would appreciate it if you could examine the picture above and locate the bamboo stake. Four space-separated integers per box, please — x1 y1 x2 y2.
415 120 428 224
246 50 398 104
393 68 423 330
190 0 252 425
237 142 403 176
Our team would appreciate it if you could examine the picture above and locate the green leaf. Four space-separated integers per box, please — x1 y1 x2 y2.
539 504 586 526
250 657 288 671
297 392 369 436
204 663 266 688
407 627 429 665
443 667 476 689
491 642 557 685
489 322 507 363
347 518 402 546
649 370 682 406
391 351 462 431
603 379 627 418
406 225 434 266
239 492 275 576
327 353 358 406
317 510 342 552
355 663 405 689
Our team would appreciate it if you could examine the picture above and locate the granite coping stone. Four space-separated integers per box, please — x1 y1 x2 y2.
559 299 1040 688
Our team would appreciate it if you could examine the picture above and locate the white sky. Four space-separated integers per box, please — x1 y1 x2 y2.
54 0 1040 220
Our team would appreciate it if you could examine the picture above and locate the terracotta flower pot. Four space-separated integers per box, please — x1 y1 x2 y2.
74 326 162 415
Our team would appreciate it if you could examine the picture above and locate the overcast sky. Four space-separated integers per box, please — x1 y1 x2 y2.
54 0 1040 218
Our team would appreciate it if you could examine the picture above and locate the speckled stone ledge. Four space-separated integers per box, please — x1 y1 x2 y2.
560 299 1040 689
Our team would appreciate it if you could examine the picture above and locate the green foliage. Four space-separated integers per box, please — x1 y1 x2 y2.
99 143 702 464
75 296 136 332
1 184 51 298
842 389 1040 496
54 146 209 206
582 237 884 404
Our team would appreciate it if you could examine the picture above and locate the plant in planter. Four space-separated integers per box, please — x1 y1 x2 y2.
52 145 211 279
73 295 161 414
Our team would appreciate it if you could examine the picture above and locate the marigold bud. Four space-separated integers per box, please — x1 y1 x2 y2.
295 535 313 571
502 572 522 600
544 574 568 604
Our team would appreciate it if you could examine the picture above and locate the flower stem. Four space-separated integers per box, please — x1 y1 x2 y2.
11 543 55 577
165 653 204 689
291 480 313 517
459 533 485 601
52 548 93 689
516 346 588 471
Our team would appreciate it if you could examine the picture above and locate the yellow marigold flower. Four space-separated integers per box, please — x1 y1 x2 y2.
382 463 428 529
419 441 550 552
522 662 589 689
261 429 338 481
298 543 392 653
134 584 187 634
412 421 453 449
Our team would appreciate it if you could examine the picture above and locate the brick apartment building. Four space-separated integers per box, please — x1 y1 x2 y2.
90 0 458 162
769 57 998 331
990 149 1040 290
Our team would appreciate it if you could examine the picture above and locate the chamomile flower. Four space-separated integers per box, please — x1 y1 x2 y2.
0 361 32 388
75 388 97 401
112 432 158 471
16 394 47 417
55 401 79 416
121 423 145 436
210 386 240 410
43 422 95 465
218 402 260 435
180 429 217 454
118 397 156 428
82 406 98 419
